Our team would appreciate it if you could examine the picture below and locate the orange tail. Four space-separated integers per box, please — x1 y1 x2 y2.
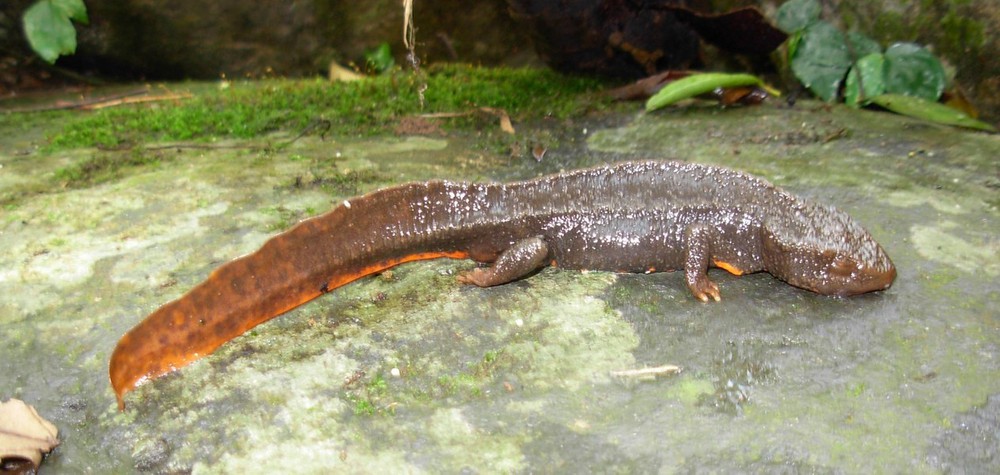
109 182 473 409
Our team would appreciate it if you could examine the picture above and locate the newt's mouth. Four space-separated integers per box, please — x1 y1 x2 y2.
809 263 897 297
853 264 896 295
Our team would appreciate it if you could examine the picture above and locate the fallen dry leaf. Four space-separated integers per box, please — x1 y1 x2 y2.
497 112 515 135
531 144 547 161
0 399 59 470
941 89 981 119
607 70 694 100
479 107 515 134
714 85 770 106
328 60 364 82
419 107 516 134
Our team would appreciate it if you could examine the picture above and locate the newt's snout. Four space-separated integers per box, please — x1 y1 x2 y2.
799 248 896 297
829 261 896 297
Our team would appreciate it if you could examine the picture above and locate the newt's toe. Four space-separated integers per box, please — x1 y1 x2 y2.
456 268 488 287
691 279 721 302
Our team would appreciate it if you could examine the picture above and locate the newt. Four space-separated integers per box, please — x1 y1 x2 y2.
109 160 895 409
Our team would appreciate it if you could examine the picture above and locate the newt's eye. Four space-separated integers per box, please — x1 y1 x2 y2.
830 255 856 277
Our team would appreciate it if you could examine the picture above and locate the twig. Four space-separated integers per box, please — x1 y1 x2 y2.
402 0 426 108
610 364 683 379
436 32 458 60
1 89 149 113
282 119 332 145
81 92 193 110
418 107 515 134
137 119 331 152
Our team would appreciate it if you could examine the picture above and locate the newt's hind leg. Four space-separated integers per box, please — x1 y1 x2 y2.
458 236 550 287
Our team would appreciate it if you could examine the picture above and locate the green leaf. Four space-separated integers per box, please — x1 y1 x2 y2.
883 43 946 101
364 42 395 74
846 31 881 58
775 0 821 33
54 0 88 23
868 94 996 132
844 53 886 107
645 73 771 111
786 30 803 60
22 0 88 64
790 21 853 102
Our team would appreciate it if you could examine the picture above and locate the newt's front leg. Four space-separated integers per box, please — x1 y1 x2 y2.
684 224 721 302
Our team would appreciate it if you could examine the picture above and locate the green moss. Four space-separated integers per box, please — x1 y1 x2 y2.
481 349 502 367
437 373 483 397
345 372 394 417
433 349 511 399
351 397 377 416
846 382 868 398
260 206 304 232
664 376 716 405
53 148 166 187
297 168 386 196
48 65 605 150
368 373 389 394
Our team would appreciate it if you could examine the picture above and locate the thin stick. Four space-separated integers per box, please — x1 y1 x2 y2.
417 107 515 134
403 0 416 53
610 364 683 378
402 0 426 108
81 92 193 110
2 89 148 113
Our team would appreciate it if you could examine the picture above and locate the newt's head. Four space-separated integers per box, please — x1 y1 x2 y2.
762 203 895 297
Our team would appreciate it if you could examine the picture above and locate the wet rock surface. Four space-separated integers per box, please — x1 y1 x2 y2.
927 394 1000 473
0 89 998 472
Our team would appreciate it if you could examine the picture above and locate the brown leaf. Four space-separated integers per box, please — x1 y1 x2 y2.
499 114 515 135
419 108 516 134
713 86 770 106
328 60 364 82
480 107 515 134
941 89 981 119
531 144 547 162
607 70 694 101
0 399 60 470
